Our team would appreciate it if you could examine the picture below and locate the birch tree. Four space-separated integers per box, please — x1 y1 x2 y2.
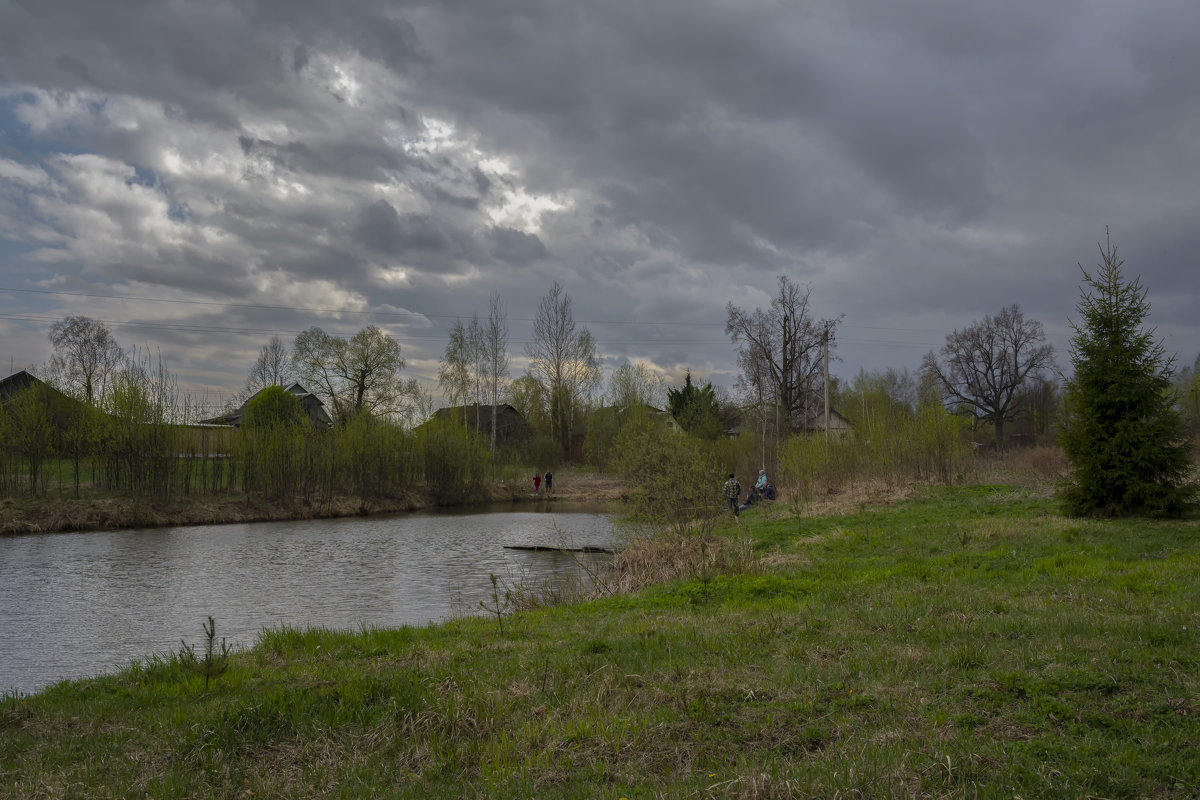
484 291 510 454
438 320 473 425
525 281 600 459
245 335 293 395
47 315 125 406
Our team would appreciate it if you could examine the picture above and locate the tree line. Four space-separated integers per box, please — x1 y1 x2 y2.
3 232 1196 516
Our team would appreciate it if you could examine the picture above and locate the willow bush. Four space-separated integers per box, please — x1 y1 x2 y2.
234 387 302 497
235 426 306 499
610 407 724 536
709 432 766 492
100 377 180 496
340 415 418 501
779 400 971 506
413 417 492 504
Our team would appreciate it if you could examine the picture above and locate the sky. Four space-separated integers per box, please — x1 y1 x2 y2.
1 0 1198 418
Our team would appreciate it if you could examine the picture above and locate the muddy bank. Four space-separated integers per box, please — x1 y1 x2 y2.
494 472 626 504
0 471 627 536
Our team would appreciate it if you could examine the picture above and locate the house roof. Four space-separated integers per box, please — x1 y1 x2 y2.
0 370 40 399
432 403 523 419
800 407 854 433
199 383 332 427
0 370 76 407
428 404 530 438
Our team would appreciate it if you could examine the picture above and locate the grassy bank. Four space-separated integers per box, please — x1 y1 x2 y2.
3 485 1199 798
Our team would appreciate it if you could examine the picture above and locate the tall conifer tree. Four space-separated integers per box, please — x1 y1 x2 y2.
1060 232 1196 516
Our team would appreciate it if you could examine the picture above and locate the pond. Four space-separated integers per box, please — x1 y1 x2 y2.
0 505 617 696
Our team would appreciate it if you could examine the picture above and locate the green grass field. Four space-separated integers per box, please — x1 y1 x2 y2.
3 484 1198 798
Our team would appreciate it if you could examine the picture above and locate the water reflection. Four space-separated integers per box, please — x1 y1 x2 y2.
0 509 614 695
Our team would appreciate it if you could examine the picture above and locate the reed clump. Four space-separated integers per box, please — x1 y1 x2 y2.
596 531 759 597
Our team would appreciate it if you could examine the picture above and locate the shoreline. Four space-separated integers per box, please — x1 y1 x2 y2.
0 471 628 536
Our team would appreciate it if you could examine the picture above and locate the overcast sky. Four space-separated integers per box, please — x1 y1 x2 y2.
2 0 1198 415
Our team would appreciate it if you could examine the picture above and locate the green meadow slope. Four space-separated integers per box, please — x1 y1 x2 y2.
3 485 1198 798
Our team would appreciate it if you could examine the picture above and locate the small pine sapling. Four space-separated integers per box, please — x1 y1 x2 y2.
179 615 232 691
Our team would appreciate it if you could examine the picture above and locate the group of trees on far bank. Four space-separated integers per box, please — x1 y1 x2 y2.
1 233 1196 517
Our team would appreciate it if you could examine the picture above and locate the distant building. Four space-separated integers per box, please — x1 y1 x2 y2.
1 370 236 454
725 406 853 440
430 404 531 446
800 408 854 440
200 383 333 429
0 370 58 400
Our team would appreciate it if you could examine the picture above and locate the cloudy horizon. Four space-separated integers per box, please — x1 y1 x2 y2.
2 0 1198 416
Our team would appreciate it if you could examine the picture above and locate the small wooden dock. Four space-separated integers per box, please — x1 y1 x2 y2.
504 545 614 554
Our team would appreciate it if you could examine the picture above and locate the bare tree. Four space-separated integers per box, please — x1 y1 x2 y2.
292 325 414 421
484 291 510 454
725 276 839 436
921 304 1055 448
438 320 473 424
47 315 125 406
393 380 434 430
245 335 292 395
467 314 486 432
508 373 549 430
608 361 665 409
526 281 601 459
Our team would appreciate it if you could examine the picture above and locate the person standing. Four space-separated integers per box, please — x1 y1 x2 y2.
533 473 542 495
544 470 553 494
723 473 741 515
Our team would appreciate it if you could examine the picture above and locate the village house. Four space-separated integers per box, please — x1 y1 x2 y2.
429 403 531 446
1 369 236 455
200 383 333 429
800 408 854 441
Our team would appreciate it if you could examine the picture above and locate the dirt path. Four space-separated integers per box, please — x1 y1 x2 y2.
534 471 625 503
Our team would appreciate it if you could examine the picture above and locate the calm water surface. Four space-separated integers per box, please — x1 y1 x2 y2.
0 506 615 696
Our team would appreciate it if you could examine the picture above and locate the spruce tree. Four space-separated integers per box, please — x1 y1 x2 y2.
1060 233 1196 516
667 371 723 439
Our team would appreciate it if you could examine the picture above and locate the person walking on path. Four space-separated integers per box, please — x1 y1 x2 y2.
543 470 553 494
533 473 542 495
723 473 741 516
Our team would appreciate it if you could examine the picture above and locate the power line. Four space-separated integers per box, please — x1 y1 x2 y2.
0 313 956 352
0 313 733 346
0 286 717 328
0 284 967 336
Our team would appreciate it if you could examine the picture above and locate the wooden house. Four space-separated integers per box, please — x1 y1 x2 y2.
200 383 333 429
800 408 854 440
1 370 237 455
430 403 531 445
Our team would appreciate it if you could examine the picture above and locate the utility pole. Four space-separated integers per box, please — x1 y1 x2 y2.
822 324 831 444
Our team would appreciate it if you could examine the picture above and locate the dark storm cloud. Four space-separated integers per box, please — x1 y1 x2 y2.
403 0 991 243
238 134 418 184
354 202 455 255
2 0 1199 395
487 226 548 264
1 0 426 110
